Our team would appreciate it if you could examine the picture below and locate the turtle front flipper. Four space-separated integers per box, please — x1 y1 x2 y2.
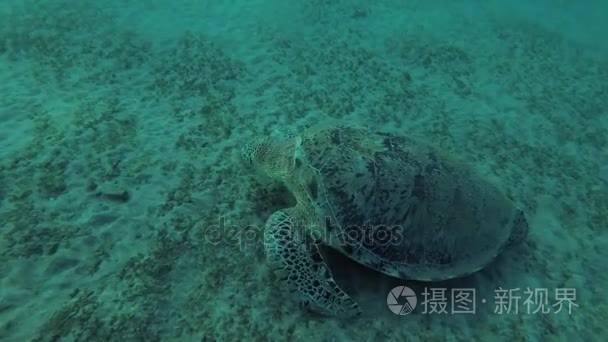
263 208 362 317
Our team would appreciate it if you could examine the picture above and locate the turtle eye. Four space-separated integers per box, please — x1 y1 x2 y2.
294 157 303 169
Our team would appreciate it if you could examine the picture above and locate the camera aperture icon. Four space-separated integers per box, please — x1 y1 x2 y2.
387 286 417 315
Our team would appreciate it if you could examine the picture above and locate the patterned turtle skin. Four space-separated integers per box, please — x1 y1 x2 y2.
242 123 529 317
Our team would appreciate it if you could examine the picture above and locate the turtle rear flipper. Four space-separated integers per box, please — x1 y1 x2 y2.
263 209 362 317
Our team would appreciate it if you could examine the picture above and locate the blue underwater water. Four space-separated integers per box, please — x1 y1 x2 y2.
0 0 607 341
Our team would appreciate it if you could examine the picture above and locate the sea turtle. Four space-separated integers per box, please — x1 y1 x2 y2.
241 123 529 317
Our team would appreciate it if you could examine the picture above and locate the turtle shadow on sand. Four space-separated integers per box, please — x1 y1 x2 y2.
322 243 525 322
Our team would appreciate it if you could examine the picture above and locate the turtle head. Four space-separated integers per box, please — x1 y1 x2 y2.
241 128 299 180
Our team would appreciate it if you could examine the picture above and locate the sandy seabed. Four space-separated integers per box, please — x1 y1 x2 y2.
0 0 607 341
